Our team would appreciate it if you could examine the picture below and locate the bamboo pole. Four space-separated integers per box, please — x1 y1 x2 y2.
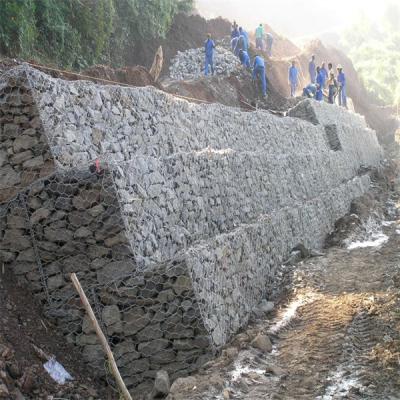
70 273 133 400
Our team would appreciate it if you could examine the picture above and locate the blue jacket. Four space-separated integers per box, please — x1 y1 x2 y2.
253 56 265 69
289 66 298 83
239 29 249 48
305 84 317 96
315 88 323 101
337 71 346 87
239 50 250 67
321 67 328 81
309 60 316 77
317 70 325 87
231 28 239 39
205 39 215 58
266 33 273 44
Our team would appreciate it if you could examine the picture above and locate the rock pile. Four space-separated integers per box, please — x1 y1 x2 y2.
169 46 240 80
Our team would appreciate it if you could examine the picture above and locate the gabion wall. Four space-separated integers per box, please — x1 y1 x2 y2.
0 65 383 391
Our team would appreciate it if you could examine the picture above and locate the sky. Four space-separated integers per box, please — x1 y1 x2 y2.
196 0 393 38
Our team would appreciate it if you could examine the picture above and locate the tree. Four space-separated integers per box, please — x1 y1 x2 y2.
0 0 194 69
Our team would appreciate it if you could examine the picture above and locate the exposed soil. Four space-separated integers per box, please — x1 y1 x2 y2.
0 271 114 399
166 160 400 400
164 68 301 112
133 13 231 75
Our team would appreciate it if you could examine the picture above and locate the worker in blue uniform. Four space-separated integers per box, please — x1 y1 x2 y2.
303 83 317 98
288 60 299 97
315 84 323 101
320 62 328 88
337 65 347 108
238 27 249 52
231 36 239 53
253 55 267 97
204 33 216 76
309 55 316 84
239 49 251 69
316 66 325 90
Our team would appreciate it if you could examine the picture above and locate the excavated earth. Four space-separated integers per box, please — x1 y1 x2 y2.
166 160 400 400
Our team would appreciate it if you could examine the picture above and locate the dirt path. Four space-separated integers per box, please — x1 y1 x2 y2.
167 190 400 400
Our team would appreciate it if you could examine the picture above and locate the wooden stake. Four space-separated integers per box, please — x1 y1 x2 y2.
70 273 133 400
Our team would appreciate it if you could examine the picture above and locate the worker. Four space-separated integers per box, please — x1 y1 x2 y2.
321 62 328 87
231 36 239 53
204 33 216 76
231 25 239 40
253 55 267 97
239 27 249 52
288 60 299 97
266 33 274 57
316 66 326 89
303 83 317 98
309 55 316 84
328 62 334 76
327 71 338 104
337 65 347 108
239 49 251 69
255 23 264 50
315 84 323 101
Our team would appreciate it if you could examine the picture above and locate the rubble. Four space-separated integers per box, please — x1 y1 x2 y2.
169 46 240 80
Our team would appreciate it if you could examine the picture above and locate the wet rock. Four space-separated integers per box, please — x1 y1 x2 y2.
251 334 272 353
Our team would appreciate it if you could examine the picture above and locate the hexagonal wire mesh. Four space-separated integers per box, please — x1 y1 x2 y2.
0 64 383 393
0 66 217 393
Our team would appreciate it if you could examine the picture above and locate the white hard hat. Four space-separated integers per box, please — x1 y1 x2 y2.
337 64 343 69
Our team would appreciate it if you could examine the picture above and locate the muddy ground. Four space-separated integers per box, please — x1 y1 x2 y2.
0 272 115 399
166 159 400 400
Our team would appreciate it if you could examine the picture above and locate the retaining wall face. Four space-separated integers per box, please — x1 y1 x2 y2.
0 167 211 390
0 66 385 390
0 73 55 202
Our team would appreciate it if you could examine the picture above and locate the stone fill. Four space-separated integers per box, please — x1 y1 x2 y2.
0 65 383 390
169 46 240 80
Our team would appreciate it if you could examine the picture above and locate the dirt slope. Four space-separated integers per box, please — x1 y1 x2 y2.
0 271 114 399
133 13 231 74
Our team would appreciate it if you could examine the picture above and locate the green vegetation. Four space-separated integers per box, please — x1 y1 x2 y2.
341 3 400 106
0 0 193 70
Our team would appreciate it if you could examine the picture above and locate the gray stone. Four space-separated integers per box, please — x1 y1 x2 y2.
97 260 133 284
124 309 150 336
102 305 121 326
13 135 38 152
138 339 169 356
151 370 170 398
0 165 20 188
22 155 44 169
251 334 272 353
74 226 92 239
44 227 73 242
47 274 64 290
173 275 192 296
30 208 51 224
137 324 163 341
16 248 36 262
